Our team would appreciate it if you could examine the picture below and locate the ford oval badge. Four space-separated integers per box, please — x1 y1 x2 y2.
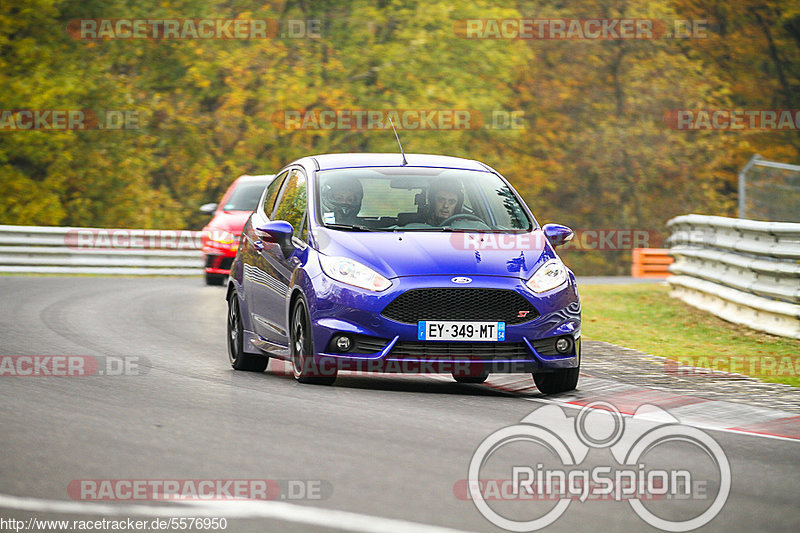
451 276 472 284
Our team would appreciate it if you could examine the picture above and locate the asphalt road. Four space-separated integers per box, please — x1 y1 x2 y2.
0 277 798 532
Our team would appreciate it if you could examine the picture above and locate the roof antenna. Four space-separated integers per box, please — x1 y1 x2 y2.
389 117 408 165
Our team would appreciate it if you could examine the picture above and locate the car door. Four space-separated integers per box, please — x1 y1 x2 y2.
242 170 288 346
248 168 309 348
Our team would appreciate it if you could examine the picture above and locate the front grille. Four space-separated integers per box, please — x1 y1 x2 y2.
381 288 538 325
389 341 530 360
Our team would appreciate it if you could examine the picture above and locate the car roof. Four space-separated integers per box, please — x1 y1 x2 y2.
305 153 491 172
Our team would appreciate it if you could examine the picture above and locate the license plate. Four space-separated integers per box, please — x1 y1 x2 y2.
417 321 505 341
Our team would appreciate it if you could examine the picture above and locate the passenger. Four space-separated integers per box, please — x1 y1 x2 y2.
320 177 363 225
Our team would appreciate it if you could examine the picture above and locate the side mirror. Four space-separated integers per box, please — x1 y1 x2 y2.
542 223 574 248
255 221 294 256
200 202 218 214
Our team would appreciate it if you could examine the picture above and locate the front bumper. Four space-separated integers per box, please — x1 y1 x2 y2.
308 274 581 374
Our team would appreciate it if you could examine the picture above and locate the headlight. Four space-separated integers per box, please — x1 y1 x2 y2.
319 255 392 292
526 259 568 293
207 230 236 244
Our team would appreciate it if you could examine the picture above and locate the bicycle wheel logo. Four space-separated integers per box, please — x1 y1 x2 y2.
467 402 730 531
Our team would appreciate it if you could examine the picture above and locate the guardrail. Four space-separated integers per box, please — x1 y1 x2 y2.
666 214 800 339
0 225 203 275
631 248 672 278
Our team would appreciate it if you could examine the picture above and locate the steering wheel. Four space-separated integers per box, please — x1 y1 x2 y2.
438 213 485 226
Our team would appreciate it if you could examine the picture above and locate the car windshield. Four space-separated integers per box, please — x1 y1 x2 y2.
223 181 271 211
315 167 533 232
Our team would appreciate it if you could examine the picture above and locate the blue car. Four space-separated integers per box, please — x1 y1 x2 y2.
226 153 581 393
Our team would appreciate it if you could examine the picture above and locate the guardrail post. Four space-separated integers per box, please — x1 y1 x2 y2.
737 154 761 219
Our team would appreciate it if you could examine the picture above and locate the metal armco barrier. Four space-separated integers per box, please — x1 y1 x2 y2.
667 214 800 339
631 248 673 278
0 225 203 275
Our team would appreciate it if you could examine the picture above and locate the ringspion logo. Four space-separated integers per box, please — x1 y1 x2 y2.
464 402 730 531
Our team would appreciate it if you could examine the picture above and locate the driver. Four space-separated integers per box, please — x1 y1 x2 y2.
425 178 464 225
320 177 363 225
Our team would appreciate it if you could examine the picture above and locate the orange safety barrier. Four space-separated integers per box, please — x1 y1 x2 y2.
631 248 673 278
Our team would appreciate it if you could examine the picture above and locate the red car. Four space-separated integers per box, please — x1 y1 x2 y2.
200 174 274 285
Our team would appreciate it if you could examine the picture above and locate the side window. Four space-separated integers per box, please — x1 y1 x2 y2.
262 170 289 217
272 169 307 233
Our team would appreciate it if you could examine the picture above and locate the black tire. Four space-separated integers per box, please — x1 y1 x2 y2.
227 293 268 372
453 374 489 384
206 272 226 286
533 367 579 394
291 298 337 385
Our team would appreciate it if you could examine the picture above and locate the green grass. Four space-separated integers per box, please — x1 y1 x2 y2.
580 283 800 387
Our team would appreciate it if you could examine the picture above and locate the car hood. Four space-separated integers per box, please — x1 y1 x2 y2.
314 228 554 279
203 211 252 234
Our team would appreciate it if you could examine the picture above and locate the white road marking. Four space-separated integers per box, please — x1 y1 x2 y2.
479 373 800 443
528 396 800 443
0 493 475 533
356 373 800 443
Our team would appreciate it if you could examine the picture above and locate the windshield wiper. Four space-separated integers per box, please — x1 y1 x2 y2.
410 226 456 232
325 223 386 232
